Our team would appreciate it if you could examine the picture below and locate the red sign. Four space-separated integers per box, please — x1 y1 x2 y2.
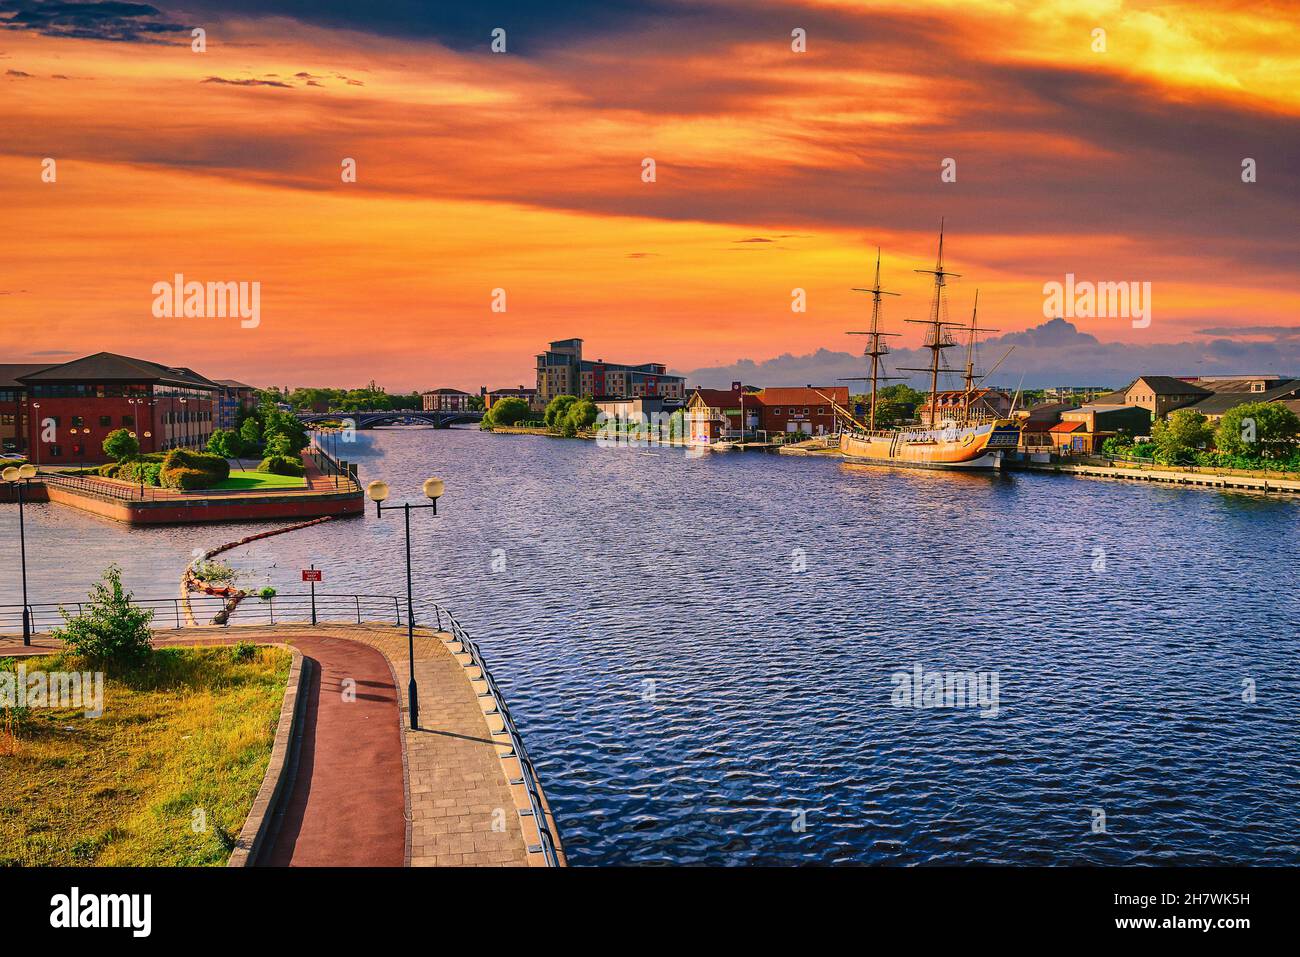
302 569 322 582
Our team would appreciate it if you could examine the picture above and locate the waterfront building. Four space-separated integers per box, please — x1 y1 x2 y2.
757 386 849 437
686 384 847 444
214 379 258 430
1118 376 1211 421
535 338 686 405
1015 400 1080 449
1184 376 1300 422
421 388 473 412
0 363 52 453
484 385 542 413
1051 404 1151 453
686 383 760 444
15 352 221 465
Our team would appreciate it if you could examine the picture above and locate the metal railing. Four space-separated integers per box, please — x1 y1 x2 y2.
0 591 562 867
35 468 175 502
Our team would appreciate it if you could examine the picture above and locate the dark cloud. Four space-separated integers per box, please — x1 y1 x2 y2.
0 1 190 42
4 66 28 74
178 0 696 53
680 319 1300 390
201 75 291 88
1198 325 1300 339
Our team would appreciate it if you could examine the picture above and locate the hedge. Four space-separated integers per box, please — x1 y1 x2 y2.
257 455 305 477
161 448 230 489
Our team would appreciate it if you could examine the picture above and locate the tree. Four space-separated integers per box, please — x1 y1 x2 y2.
239 417 262 451
486 396 529 427
468 394 486 412
102 428 140 463
1151 408 1213 465
1214 402 1300 461
207 428 242 458
54 564 155 665
561 399 598 436
543 394 577 429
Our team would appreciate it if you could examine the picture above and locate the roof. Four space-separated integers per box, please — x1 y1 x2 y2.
688 388 746 409
1186 379 1300 416
1189 376 1290 393
18 352 219 390
1077 403 1138 412
1049 421 1084 433
215 378 256 390
422 388 471 395
757 386 849 406
488 386 536 395
0 363 55 389
1129 375 1211 396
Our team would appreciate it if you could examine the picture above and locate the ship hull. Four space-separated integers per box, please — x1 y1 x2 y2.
839 420 1021 470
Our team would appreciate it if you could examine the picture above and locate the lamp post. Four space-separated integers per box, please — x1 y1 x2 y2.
30 402 40 467
179 397 189 449
3 463 37 645
367 475 445 730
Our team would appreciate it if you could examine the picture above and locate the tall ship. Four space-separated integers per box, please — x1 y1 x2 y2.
824 225 1022 469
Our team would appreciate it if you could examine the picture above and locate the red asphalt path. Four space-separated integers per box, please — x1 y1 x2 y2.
265 635 406 866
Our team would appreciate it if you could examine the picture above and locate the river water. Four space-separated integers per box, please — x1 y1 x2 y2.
3 428 1298 865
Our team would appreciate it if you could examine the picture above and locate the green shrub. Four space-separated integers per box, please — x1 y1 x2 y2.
163 467 211 490
97 463 122 478
102 428 140 463
53 564 155 666
257 587 277 600
161 448 230 489
257 455 304 476
231 641 256 663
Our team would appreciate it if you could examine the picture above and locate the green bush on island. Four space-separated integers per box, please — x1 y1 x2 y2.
53 564 155 666
257 454 305 477
97 462 123 478
160 448 230 490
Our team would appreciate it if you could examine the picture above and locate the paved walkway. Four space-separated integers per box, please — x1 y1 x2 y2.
1 622 552 867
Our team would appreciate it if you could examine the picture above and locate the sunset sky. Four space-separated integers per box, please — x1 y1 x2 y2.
1 0 1298 391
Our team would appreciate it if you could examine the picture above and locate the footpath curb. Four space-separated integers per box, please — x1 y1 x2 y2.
228 644 307 867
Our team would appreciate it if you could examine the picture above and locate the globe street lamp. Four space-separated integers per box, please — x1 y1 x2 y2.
367 476 445 730
3 463 38 645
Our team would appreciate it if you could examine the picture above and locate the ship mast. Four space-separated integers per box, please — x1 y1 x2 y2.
840 247 901 431
898 220 968 428
960 290 999 425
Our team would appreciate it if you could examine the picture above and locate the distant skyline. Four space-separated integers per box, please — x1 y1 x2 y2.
2 0 1297 391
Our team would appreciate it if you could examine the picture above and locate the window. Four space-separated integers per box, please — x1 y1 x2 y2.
772 408 781 415
122 414 135 428
818 407 827 415
71 416 84 427
49 445 63 457
99 415 112 427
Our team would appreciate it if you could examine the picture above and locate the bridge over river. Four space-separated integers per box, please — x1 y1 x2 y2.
298 410 484 429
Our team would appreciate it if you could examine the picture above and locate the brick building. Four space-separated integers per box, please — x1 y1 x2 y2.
0 363 52 453
535 338 685 405
421 388 473 412
15 352 221 465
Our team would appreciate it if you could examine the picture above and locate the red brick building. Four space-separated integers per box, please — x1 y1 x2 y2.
0 363 53 453
755 386 849 436
421 388 472 412
687 383 849 443
16 352 221 466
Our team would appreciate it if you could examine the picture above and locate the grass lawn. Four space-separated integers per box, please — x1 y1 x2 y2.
213 469 306 490
0 645 291 866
